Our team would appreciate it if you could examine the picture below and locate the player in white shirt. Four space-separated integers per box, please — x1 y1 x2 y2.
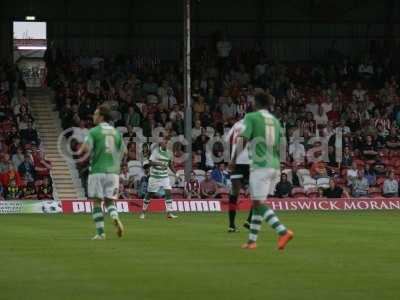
225 119 253 232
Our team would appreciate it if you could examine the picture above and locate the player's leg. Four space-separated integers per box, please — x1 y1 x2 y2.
161 176 177 218
140 176 159 218
92 199 105 239
164 188 177 219
228 177 241 232
88 174 105 240
263 169 293 250
242 169 293 250
140 191 154 219
103 174 124 237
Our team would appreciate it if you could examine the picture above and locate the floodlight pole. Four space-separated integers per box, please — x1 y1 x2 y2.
183 0 192 182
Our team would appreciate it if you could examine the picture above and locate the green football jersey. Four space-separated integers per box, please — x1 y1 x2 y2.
149 147 172 179
84 122 125 174
241 109 281 169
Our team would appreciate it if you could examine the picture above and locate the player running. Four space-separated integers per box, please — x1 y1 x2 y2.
139 136 178 219
230 94 294 250
225 119 252 232
78 104 126 240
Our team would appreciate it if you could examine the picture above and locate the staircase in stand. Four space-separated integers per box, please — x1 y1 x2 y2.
28 88 84 201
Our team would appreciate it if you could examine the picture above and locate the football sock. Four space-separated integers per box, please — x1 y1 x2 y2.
228 194 238 228
262 205 287 236
165 195 173 212
106 203 118 220
92 205 104 236
143 194 150 211
248 206 263 243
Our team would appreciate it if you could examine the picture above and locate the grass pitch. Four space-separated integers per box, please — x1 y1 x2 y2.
0 212 399 300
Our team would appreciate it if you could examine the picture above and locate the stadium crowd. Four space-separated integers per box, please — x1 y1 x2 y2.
2 37 399 201
47 38 400 200
0 60 53 200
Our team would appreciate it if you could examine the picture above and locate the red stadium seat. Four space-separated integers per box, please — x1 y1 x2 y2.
376 177 386 188
368 187 382 198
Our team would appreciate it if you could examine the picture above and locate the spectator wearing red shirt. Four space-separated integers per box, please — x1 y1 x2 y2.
33 150 52 180
0 161 23 188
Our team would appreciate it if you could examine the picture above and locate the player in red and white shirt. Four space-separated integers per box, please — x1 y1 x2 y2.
225 119 252 232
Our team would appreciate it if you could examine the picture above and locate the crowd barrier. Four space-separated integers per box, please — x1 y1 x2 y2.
1 198 400 214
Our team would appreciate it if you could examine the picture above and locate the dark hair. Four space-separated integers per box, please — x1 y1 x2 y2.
254 94 271 108
98 104 112 122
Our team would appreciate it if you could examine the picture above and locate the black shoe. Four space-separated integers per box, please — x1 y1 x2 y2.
228 227 239 233
243 222 250 230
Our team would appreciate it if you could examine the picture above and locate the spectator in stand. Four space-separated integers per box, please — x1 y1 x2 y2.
340 146 352 167
18 153 36 188
221 96 238 122
184 171 201 199
362 135 378 162
200 170 218 199
20 122 39 145
5 177 23 200
172 113 185 135
211 162 229 187
72 119 89 143
275 173 293 198
192 120 204 140
347 161 359 187
33 150 52 181
301 112 316 136
125 106 142 129
169 104 184 122
161 88 177 110
120 164 133 190
383 171 398 198
346 111 361 133
11 147 24 168
137 165 150 199
376 124 389 148
36 177 53 199
364 164 376 187
358 60 374 80
385 127 400 151
314 105 328 127
352 82 366 102
351 169 370 198
323 178 349 198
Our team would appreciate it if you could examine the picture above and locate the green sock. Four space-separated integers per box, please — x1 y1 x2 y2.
248 205 266 243
165 195 173 212
92 205 104 236
106 203 118 220
262 205 287 236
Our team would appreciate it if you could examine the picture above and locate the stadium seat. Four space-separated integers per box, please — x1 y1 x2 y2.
316 177 330 189
292 187 306 198
368 187 382 198
302 175 317 191
376 177 386 188
193 169 206 182
216 188 230 199
306 188 319 198
171 188 184 199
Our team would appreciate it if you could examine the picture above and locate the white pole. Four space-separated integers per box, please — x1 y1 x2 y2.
183 0 192 181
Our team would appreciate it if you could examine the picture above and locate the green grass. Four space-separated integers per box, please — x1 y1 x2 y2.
0 212 399 300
